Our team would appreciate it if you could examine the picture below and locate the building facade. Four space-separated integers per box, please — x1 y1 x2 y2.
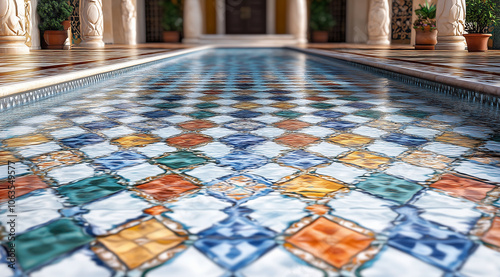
0 0 469 53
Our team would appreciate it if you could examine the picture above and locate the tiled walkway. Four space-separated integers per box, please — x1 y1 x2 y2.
1 48 500 276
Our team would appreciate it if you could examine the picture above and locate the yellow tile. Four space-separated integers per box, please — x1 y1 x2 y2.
436 132 480 148
232 102 262 110
279 175 344 198
0 151 18 165
339 151 390 169
98 235 136 254
3 134 50 147
119 246 154 269
271 102 297 109
112 134 160 148
328 133 373 147
402 150 453 169
367 120 402 131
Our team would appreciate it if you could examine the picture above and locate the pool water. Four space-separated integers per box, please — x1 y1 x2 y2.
1 49 500 276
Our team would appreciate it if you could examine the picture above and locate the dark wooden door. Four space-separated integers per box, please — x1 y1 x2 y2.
225 0 267 34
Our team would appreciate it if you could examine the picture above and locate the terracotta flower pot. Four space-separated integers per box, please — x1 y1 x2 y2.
43 30 68 49
312 31 329 43
415 28 437 50
163 31 180 43
62 20 71 31
464 33 492 52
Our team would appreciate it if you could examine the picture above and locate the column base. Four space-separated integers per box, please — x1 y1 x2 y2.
0 36 30 54
367 36 390 45
435 35 465 50
80 37 105 48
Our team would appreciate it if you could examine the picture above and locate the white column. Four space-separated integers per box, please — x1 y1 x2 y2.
80 0 105 48
288 0 307 44
435 0 466 50
29 0 40 49
121 0 137 45
183 0 202 43
136 0 146 43
267 0 275 34
215 0 225 34
0 0 30 54
367 0 391 45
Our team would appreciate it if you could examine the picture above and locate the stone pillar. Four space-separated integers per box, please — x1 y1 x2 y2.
287 0 307 44
367 0 391 45
215 0 225 34
29 0 40 49
183 0 202 43
121 0 137 45
435 0 465 50
80 0 105 48
267 0 276 34
0 0 30 54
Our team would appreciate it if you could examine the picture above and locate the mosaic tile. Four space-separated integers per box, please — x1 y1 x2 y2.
98 218 186 269
356 173 422 204
481 141 500 152
3 134 50 147
57 175 124 205
185 163 234 183
274 133 319 148
116 163 165 183
224 120 265 131
207 174 271 202
384 114 415 123
402 150 454 170
0 175 47 202
402 126 441 139
29 249 111 277
430 174 495 202
279 174 344 198
218 151 267 170
61 133 105 148
79 142 119 158
274 119 310 131
307 142 347 157
286 217 373 268
297 114 325 124
134 142 176 158
339 151 390 169
453 125 493 139
0 163 31 179
320 120 357 131
111 134 160 148
466 151 500 165
384 133 428 147
50 127 86 139
384 162 435 183
315 162 368 184
423 142 469 158
15 218 93 271
328 133 372 147
220 134 265 149
342 115 372 123
453 160 500 183
352 126 388 138
436 132 481 148
47 163 94 185
155 151 207 169
0 126 36 139
248 163 297 182
94 151 146 171
482 217 500 248
459 244 500 277
278 150 329 170
82 120 119 130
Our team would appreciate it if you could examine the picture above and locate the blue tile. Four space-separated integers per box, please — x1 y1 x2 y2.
224 120 265 131
313 110 345 118
61 133 105 148
346 102 375 109
230 110 263 119
232 95 258 101
104 110 135 119
128 120 170 131
142 110 175 119
320 120 358 130
267 89 291 94
219 151 268 170
94 151 146 170
278 150 329 169
59 111 90 118
384 133 428 147
162 95 185 101
82 120 119 130
220 134 266 149
269 95 294 101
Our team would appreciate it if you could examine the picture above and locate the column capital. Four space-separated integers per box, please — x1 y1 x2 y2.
0 0 30 54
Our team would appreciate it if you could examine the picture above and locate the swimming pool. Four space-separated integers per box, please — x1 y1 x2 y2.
1 48 500 276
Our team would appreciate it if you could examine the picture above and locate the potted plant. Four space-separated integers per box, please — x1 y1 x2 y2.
464 0 499 52
310 0 336 43
37 0 73 49
160 0 183 43
413 0 437 50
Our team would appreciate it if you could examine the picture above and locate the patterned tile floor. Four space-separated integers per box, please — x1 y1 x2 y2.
1 48 500 276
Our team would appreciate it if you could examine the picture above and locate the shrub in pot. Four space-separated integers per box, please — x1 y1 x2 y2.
464 0 499 52
160 0 183 43
310 0 335 43
37 0 73 49
413 1 437 50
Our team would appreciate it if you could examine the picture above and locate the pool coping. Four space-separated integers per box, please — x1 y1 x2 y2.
288 46 500 98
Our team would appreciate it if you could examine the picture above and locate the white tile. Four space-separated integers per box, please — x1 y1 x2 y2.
165 115 191 124
297 115 326 124
384 162 435 183
197 142 232 159
248 163 297 182
307 142 347 157
30 249 111 277
117 163 165 183
366 140 407 157
71 115 102 124
185 163 234 183
80 142 119 158
151 126 182 138
100 126 135 138
316 162 367 184
453 126 493 139
134 143 176 158
454 160 500 183
342 115 372 123
460 245 500 277
50 127 86 139
116 115 148 123
251 127 284 138
423 142 469 157
252 141 288 158
47 163 94 185
383 114 415 123
201 127 237 139
300 126 334 137
403 126 441 139
352 126 388 138
0 126 36 139
18 142 62 158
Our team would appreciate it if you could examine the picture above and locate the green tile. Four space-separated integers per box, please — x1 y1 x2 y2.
356 173 422 204
57 175 124 205
189 110 216 119
337 96 360 101
156 151 208 169
354 110 383 119
309 103 335 109
196 102 220 109
397 110 430 118
16 218 93 271
274 110 304 119
490 133 500 142
154 103 183 109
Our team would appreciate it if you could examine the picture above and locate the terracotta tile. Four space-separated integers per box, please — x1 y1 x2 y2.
137 175 199 201
366 120 402 131
306 96 329 101
306 204 330 215
402 150 453 170
271 102 297 109
482 217 500 248
3 134 50 147
112 134 160 148
31 150 84 170
328 134 373 147
232 102 262 110
0 151 18 165
178 120 215 131
166 134 212 148
286 217 373 268
339 151 390 169
430 174 495 202
0 175 48 202
144 205 169 215
274 119 311 131
98 219 185 269
275 133 319 148
198 95 220 101
279 175 344 198
436 132 481 148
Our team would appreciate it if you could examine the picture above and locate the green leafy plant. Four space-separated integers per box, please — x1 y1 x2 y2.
310 0 336 31
465 0 499 33
160 0 183 32
37 0 73 31
413 1 436 31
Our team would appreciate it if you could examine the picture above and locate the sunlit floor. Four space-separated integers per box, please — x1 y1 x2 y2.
1 48 500 276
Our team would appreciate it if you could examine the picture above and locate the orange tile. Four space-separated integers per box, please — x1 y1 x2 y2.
144 206 169 215
112 134 160 148
287 217 373 268
483 217 500 248
178 120 215 131
0 175 48 202
274 119 311 131
279 175 344 198
137 175 199 202
275 133 319 148
436 132 481 148
166 134 212 148
430 174 495 202
232 102 262 110
306 204 330 215
30 150 84 170
328 134 373 147
271 102 297 109
339 151 390 169
3 134 50 147
198 95 220 101
0 151 18 165
306 96 329 101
